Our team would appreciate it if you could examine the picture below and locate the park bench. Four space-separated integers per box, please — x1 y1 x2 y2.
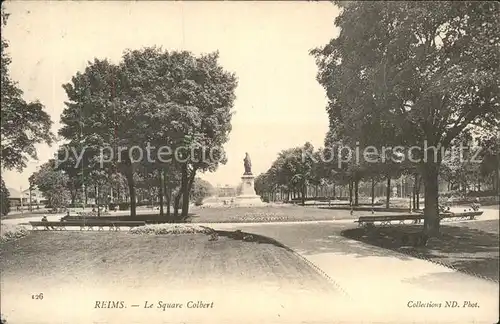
29 220 146 231
439 211 482 222
355 211 483 227
355 214 423 227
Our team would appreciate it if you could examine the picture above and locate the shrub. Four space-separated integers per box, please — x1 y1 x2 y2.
108 203 117 211
468 190 498 197
118 202 130 210
129 224 212 235
194 197 204 206
67 203 84 208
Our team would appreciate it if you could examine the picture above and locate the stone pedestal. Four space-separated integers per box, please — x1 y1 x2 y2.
235 174 266 206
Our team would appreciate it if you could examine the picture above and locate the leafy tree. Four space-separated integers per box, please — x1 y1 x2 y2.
1 8 54 171
260 143 316 205
190 178 215 204
59 58 139 214
0 178 10 216
119 48 237 220
59 48 237 221
478 133 500 193
30 160 70 210
313 1 499 236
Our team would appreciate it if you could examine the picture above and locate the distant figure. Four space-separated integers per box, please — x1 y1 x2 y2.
41 215 55 230
471 198 480 211
243 153 252 175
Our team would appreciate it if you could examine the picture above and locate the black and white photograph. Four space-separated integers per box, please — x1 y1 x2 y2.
0 1 498 323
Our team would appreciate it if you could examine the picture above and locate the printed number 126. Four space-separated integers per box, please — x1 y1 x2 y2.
32 293 44 300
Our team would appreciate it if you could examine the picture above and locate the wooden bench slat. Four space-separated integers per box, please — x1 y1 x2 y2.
355 211 483 227
29 220 146 230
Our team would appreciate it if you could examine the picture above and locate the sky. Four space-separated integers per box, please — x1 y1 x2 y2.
2 1 340 190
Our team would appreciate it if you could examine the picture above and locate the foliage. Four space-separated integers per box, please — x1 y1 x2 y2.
1 8 54 171
478 133 500 190
30 160 70 209
129 224 211 235
59 48 238 219
118 202 130 211
0 178 10 216
0 224 29 243
256 143 317 205
190 177 215 203
312 1 499 235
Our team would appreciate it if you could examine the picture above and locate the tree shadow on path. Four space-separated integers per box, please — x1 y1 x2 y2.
342 224 499 282
232 223 414 260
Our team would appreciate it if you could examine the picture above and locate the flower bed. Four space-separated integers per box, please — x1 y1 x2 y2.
129 224 212 235
0 223 30 243
228 212 289 222
75 211 111 217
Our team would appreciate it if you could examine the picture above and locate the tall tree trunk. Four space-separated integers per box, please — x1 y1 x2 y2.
158 169 164 217
163 170 170 218
371 178 375 208
181 166 197 218
70 193 76 206
95 185 100 217
333 184 336 199
166 189 172 218
179 164 189 218
416 176 422 210
423 161 441 237
385 175 391 209
121 155 136 217
348 181 353 204
173 192 182 221
125 173 136 217
412 178 416 210
301 183 306 206
413 174 418 210
354 179 359 206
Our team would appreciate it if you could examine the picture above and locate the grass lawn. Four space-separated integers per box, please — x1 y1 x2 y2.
186 205 403 223
452 219 499 235
0 231 336 291
0 231 344 323
2 204 406 224
341 221 499 282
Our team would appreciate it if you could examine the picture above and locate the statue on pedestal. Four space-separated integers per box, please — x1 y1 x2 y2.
243 152 252 175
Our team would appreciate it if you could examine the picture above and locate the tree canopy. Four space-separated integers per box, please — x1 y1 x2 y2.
312 1 499 235
58 47 237 219
1 8 54 172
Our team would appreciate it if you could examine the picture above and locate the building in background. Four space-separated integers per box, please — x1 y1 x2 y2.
7 188 27 208
216 184 237 198
7 187 47 209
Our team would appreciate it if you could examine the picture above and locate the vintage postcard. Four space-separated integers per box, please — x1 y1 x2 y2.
1 1 498 323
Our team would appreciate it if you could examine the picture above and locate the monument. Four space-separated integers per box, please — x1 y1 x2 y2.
235 153 266 206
